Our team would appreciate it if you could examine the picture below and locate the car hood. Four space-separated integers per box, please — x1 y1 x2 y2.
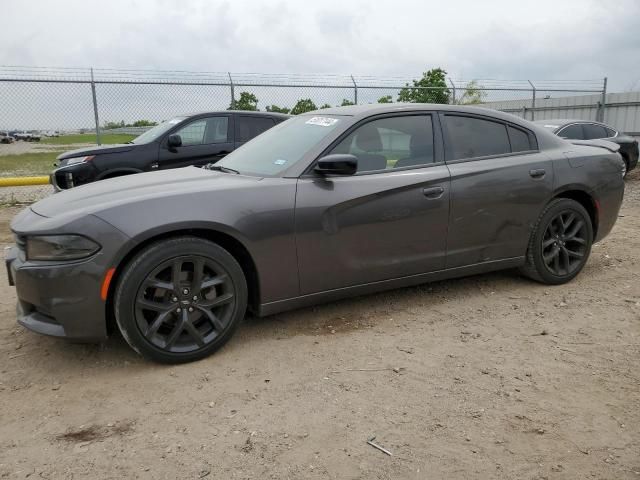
57 143 137 161
30 167 263 219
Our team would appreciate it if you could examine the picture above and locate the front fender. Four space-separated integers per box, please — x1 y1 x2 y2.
95 179 299 304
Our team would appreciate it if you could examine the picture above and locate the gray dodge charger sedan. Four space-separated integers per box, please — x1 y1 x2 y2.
6 104 625 363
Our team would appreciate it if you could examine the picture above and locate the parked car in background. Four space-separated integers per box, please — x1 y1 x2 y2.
535 119 638 177
51 111 289 189
7 104 624 363
0 131 15 144
12 131 41 142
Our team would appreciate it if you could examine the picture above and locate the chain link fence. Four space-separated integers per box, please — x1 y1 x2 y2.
0 66 607 203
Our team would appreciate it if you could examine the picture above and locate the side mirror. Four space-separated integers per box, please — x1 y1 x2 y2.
314 154 358 175
167 134 182 149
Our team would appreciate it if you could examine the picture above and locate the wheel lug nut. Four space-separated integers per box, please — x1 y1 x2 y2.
192 296 198 301
176 307 182 313
188 307 194 312
172 296 178 302
182 288 189 295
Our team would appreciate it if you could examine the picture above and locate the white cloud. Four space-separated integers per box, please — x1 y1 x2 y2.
2 0 638 90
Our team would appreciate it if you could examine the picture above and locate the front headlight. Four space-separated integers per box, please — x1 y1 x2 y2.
64 155 95 166
26 235 101 261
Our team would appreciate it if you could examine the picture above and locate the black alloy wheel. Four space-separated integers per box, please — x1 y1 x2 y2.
520 198 593 285
115 237 247 363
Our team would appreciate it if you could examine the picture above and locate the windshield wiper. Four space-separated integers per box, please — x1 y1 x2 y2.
207 164 240 174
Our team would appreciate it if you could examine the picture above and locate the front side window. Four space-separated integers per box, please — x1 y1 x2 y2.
557 124 584 140
444 115 510 160
175 117 229 146
583 124 608 140
237 117 275 142
328 115 434 173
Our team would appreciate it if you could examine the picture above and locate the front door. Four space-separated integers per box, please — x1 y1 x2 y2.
295 113 451 295
158 115 234 169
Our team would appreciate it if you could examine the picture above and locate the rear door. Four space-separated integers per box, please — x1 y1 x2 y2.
157 115 233 169
234 116 277 149
442 113 553 268
295 113 451 294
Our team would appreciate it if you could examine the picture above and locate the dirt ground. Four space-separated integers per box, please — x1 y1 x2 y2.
0 173 639 480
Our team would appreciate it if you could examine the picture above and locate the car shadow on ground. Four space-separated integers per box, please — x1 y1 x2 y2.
6 267 548 373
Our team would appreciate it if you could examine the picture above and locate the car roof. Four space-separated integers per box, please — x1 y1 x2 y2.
307 103 536 124
179 110 290 119
532 119 613 128
303 103 567 150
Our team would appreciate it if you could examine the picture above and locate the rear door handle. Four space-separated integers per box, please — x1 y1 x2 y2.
422 186 445 199
529 168 546 178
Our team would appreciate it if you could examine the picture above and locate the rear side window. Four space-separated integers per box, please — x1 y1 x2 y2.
557 124 584 140
444 115 510 160
508 126 534 152
236 117 276 143
583 124 608 140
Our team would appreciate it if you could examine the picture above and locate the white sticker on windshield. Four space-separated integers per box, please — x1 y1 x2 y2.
305 117 339 127
274 159 287 165
544 124 559 128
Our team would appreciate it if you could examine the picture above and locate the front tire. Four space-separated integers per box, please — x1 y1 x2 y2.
520 198 593 285
114 237 247 363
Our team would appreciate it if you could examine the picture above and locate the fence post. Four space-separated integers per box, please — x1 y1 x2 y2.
350 75 358 105
599 77 607 122
228 72 235 108
448 78 456 105
528 80 536 121
90 68 101 145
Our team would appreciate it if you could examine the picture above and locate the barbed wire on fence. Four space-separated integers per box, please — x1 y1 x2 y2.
0 65 610 203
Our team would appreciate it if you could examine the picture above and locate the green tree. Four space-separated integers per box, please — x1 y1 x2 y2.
319 103 332 109
456 80 487 105
340 98 355 106
377 95 393 103
131 119 158 127
265 105 291 114
291 98 317 115
229 91 259 111
397 68 450 104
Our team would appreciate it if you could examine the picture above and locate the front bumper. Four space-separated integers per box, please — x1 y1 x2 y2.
7 209 131 342
6 245 110 341
51 162 97 190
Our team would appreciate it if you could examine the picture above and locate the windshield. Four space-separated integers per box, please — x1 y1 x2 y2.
216 115 344 176
131 117 186 144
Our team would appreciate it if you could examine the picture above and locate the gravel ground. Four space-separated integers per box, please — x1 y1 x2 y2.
0 172 638 479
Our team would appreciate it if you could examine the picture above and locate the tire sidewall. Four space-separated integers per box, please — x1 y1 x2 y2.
530 199 593 285
114 237 248 363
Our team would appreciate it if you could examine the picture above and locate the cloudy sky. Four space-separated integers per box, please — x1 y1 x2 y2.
1 0 639 91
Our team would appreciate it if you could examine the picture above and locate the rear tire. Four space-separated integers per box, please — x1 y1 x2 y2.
520 198 593 285
114 236 247 363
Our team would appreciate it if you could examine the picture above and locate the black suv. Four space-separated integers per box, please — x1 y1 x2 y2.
51 111 289 189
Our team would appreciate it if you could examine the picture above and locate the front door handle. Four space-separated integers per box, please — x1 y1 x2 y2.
422 186 445 199
529 168 546 178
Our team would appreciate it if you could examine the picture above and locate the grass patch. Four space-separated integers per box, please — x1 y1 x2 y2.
42 133 136 145
0 151 58 176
